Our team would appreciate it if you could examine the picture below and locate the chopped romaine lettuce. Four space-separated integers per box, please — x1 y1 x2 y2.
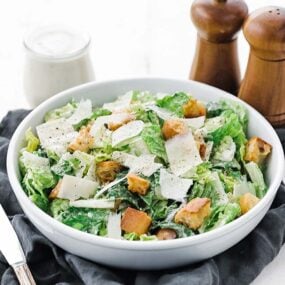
124 232 139 241
141 125 168 163
156 92 190 117
22 166 56 211
245 162 267 198
132 90 155 104
51 198 109 235
213 136 236 162
51 156 81 178
200 202 241 232
206 110 247 147
44 101 77 122
25 128 40 152
206 100 248 130
189 172 228 206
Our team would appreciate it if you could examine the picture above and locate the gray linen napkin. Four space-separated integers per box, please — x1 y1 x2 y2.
0 110 285 285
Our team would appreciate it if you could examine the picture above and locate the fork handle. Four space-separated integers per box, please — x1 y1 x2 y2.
13 263 36 285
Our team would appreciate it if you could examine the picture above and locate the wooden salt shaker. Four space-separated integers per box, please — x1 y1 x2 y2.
238 7 285 127
189 0 248 95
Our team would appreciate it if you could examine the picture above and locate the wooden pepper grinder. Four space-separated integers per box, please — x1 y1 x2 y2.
190 0 248 95
238 7 285 127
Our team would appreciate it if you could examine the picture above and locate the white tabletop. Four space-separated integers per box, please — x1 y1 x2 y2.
0 0 284 283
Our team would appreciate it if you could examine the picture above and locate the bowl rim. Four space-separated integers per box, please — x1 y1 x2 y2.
7 77 285 251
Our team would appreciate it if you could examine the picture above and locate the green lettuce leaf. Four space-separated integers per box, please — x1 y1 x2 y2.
206 99 248 130
200 202 241 232
134 108 161 126
22 167 56 212
25 128 40 152
189 172 228 206
132 91 156 104
44 101 77 122
90 144 129 163
50 198 109 235
105 174 140 209
245 162 267 198
123 232 139 240
141 125 168 163
207 110 247 146
51 157 81 178
156 92 190 117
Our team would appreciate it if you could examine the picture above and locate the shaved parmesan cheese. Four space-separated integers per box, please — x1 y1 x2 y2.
92 125 112 148
89 113 132 148
57 175 98 201
103 91 133 112
181 116 205 130
66 99 92 125
159 169 193 201
147 105 176 120
36 119 78 155
70 199 115 209
21 151 50 169
90 113 133 136
165 132 202 176
111 120 144 147
112 151 162 177
204 141 214 161
107 212 122 239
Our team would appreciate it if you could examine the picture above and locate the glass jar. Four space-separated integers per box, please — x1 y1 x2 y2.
23 25 95 107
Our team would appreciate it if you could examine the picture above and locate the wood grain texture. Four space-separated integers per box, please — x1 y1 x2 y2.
190 36 241 95
238 6 285 126
189 0 248 95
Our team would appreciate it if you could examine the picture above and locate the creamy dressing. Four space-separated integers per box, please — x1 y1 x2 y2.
23 26 94 107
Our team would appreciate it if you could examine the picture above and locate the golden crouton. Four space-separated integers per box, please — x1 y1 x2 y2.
183 99 206 118
121 207 152 235
68 127 94 153
49 180 62 199
199 143 207 159
156 228 177 240
108 114 135 131
127 173 150 195
175 198 211 230
244 137 272 165
96 161 122 183
162 119 188 140
239 193 260 215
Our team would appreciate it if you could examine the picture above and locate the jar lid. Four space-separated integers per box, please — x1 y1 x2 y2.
191 0 248 43
243 6 285 61
24 25 91 60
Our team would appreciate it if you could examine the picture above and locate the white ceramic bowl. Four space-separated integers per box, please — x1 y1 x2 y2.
7 78 285 270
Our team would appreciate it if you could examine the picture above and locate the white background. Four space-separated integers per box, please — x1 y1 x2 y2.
0 0 284 283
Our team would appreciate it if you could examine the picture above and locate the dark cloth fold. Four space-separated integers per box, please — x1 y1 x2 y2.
0 110 284 285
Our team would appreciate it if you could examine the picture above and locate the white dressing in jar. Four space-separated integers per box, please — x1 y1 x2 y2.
23 25 95 107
